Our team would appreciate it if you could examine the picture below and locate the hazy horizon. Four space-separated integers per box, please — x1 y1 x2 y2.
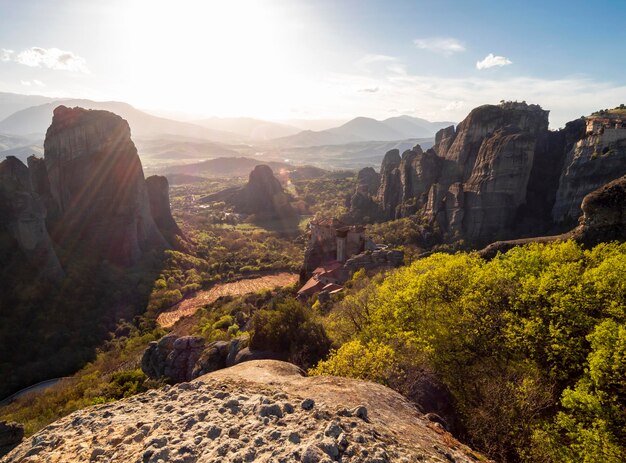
2 0 626 128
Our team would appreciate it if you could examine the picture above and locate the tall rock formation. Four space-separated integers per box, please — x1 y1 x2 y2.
349 102 592 245
146 175 182 245
200 164 298 227
572 173 626 245
347 167 381 223
0 156 64 282
44 105 167 265
376 149 402 220
553 125 626 224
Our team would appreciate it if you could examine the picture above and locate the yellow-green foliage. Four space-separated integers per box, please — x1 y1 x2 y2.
309 340 398 385
311 241 626 462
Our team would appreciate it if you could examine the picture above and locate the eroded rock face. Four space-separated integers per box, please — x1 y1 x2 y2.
44 105 166 265
553 129 626 224
377 149 402 220
0 156 64 282
572 174 626 245
145 175 182 245
348 102 591 244
3 361 486 463
479 174 626 258
200 164 298 226
0 421 24 456
141 334 264 383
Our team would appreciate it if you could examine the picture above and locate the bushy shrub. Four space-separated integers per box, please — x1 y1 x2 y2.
312 241 626 462
250 298 331 369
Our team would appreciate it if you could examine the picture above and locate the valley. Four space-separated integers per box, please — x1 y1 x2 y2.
1 100 626 463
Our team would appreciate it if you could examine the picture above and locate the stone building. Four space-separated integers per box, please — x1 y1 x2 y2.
586 116 626 135
298 217 403 299
305 218 365 272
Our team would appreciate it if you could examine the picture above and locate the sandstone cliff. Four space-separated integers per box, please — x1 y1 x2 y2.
201 164 298 227
145 175 182 245
0 156 64 282
44 105 167 265
2 361 487 463
349 102 589 244
479 174 626 258
553 129 626 223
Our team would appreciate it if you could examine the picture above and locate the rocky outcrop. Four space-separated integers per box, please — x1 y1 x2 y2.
553 128 626 224
44 105 167 265
377 149 402 220
348 102 592 245
571 174 626 245
0 421 24 457
145 175 182 244
0 156 64 282
344 249 404 273
141 334 285 383
201 164 298 227
3 360 487 463
355 167 380 196
348 168 382 223
479 174 626 258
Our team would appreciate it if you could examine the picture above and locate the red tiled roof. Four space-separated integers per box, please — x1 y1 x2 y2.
322 283 343 293
311 217 345 227
297 277 325 296
312 261 342 275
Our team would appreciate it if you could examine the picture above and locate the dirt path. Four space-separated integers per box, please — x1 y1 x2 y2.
156 272 299 328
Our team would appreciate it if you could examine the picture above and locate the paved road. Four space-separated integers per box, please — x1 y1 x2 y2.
0 378 67 406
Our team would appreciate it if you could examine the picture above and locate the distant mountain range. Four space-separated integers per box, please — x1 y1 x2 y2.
0 92 57 121
0 132 43 163
272 115 454 147
0 95 244 143
0 92 454 170
194 117 301 140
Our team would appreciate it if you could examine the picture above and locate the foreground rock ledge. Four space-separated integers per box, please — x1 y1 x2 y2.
2 361 487 463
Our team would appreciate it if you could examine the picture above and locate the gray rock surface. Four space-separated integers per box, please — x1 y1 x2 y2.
0 421 24 456
141 334 286 383
348 102 595 245
2 360 487 463
200 164 298 227
553 130 626 223
44 105 167 265
145 174 182 245
0 156 64 282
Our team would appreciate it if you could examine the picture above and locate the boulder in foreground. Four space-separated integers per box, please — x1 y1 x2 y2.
2 360 487 463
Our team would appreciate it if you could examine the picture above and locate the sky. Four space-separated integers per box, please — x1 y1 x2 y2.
1 0 626 127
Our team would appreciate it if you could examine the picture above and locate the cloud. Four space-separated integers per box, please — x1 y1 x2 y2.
443 100 464 111
357 54 396 67
15 47 89 73
21 79 45 87
1 49 13 62
358 87 379 93
476 53 512 70
414 38 465 55
318 63 626 128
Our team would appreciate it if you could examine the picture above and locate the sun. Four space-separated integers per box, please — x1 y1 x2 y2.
120 0 300 118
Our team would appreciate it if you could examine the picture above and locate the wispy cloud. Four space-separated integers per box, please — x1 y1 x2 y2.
14 47 89 73
321 63 626 127
443 100 464 111
414 37 465 55
356 54 397 73
1 49 13 62
20 79 45 87
358 87 379 93
476 53 512 70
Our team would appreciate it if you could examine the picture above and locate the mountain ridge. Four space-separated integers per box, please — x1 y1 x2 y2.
272 115 454 147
